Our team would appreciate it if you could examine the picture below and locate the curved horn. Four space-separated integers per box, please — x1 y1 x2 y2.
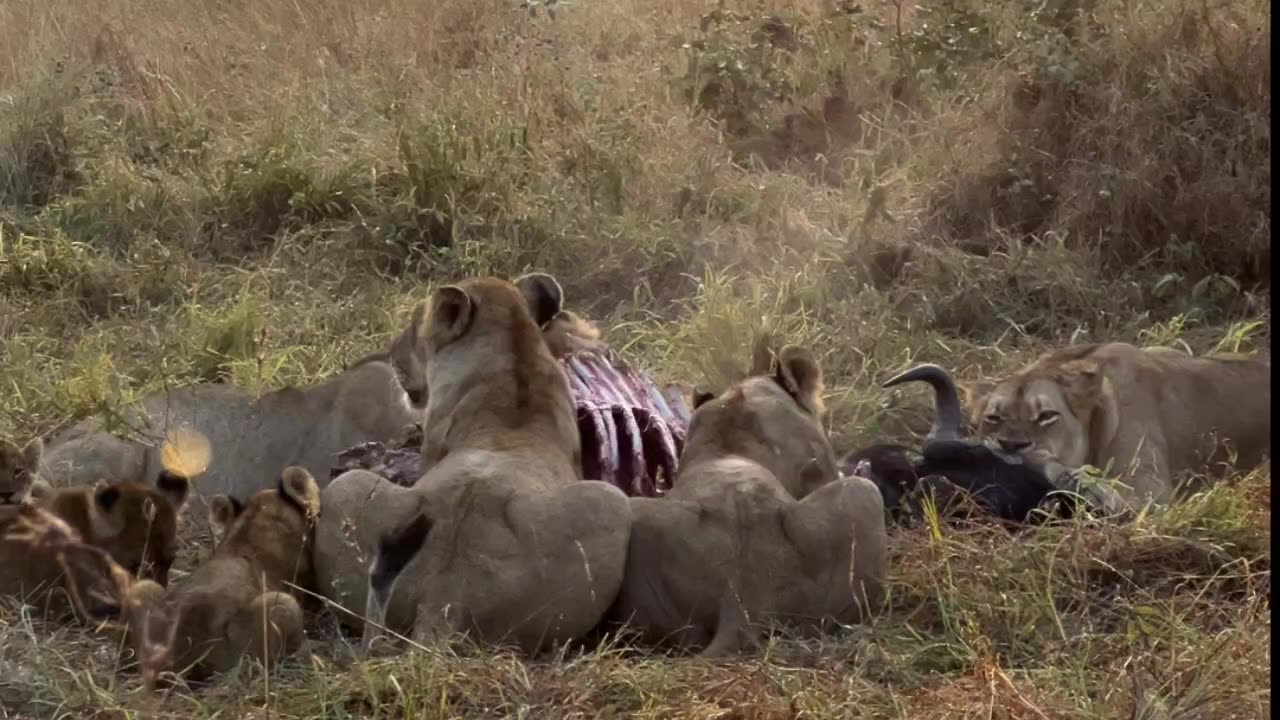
883 363 965 442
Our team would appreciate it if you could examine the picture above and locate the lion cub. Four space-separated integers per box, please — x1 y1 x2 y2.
0 437 44 506
1 436 191 613
613 343 888 656
127 467 319 682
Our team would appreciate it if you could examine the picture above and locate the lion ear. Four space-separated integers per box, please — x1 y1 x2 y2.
408 301 428 342
155 471 191 510
514 273 564 327
1055 359 1105 404
1055 359 1119 445
278 466 321 518
426 286 474 347
20 437 43 470
208 495 243 539
775 345 825 416
961 379 997 426
750 332 776 377
391 301 429 355
89 482 125 538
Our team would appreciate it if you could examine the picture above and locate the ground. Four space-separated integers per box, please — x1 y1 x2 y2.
0 0 1270 717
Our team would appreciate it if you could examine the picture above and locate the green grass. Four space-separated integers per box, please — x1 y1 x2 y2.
0 0 1270 716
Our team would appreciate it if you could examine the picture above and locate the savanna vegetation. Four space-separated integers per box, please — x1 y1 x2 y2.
0 0 1270 716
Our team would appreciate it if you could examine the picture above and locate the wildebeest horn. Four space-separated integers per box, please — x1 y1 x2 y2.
883 363 965 442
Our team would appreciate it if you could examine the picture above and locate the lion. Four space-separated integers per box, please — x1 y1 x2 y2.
125 466 319 683
1 435 192 615
313 273 632 654
610 342 888 656
0 437 45 505
2 501 140 624
541 308 609 359
39 305 431 506
974 341 1271 508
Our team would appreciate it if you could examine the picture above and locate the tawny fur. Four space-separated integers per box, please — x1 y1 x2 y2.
314 274 632 653
0 437 46 505
1 437 190 611
974 342 1271 507
541 309 609 359
127 466 319 682
39 309 431 505
612 343 888 657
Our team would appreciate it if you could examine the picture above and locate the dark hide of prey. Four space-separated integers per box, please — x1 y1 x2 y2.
840 364 1083 529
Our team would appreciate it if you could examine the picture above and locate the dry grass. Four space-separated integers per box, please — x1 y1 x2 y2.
0 0 1270 717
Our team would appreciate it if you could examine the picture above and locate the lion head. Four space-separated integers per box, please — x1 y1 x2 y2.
542 308 608 359
128 466 319 685
0 437 43 505
385 290 603 417
417 272 579 470
683 342 838 499
43 473 192 586
386 303 430 410
206 465 320 585
973 346 1117 471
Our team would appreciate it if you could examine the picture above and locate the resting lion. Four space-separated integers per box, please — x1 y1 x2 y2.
611 343 888 656
315 273 632 654
974 341 1271 508
39 306 430 504
1 436 192 615
126 466 319 683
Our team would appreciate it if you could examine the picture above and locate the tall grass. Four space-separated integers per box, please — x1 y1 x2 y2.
0 0 1269 716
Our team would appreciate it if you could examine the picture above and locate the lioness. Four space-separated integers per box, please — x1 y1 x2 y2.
542 308 610 359
126 466 319 682
40 306 430 503
2 436 191 612
975 342 1271 507
612 343 887 656
315 273 632 654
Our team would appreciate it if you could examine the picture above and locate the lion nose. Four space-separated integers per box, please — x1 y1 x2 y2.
999 439 1033 454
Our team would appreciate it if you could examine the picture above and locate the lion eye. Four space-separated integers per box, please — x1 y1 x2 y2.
983 414 1002 426
1036 411 1061 426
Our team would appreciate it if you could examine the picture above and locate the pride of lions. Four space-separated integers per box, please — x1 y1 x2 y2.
0 271 1270 688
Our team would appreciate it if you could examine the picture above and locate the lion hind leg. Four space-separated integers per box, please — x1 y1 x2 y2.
361 511 433 656
785 477 889 623
231 591 306 671
409 601 466 651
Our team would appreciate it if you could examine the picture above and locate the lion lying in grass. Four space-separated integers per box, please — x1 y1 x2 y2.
973 342 1271 509
39 307 431 503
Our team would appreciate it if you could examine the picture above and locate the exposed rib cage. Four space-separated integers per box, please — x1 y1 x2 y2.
330 351 692 498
